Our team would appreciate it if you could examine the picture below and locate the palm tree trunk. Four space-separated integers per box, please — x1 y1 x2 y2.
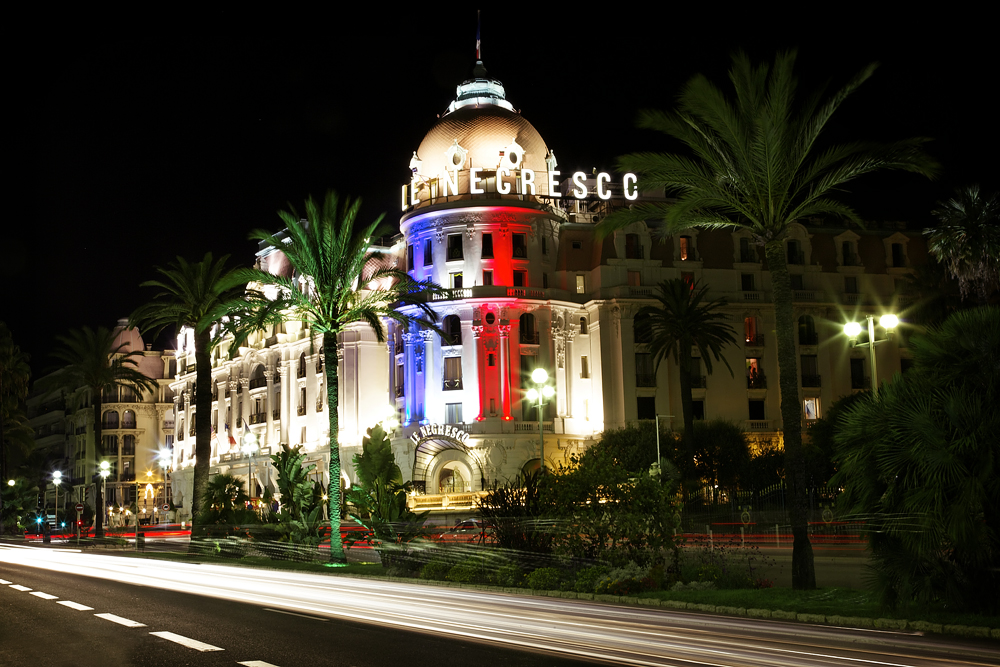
93 394 104 538
189 328 213 553
764 240 816 590
677 340 695 496
324 331 346 564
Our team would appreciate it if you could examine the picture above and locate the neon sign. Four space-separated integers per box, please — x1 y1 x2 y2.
410 423 471 445
407 169 638 208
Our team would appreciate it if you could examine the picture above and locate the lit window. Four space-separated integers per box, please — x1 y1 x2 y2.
580 356 589 379
576 275 585 293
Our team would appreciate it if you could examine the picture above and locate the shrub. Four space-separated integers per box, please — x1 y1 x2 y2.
573 565 611 593
491 563 524 588
447 558 486 584
526 567 562 590
594 562 647 595
420 559 452 581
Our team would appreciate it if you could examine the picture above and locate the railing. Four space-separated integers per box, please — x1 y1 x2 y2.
744 334 765 347
747 374 767 389
625 245 644 260
787 251 805 265
843 293 864 305
799 333 819 345
742 291 762 302
739 250 758 263
744 420 772 431
120 473 136 482
520 331 539 345
177 431 184 441
249 412 267 425
793 290 817 302
689 375 707 388
627 286 654 297
163 420 174 430
842 252 861 267
316 400 324 412
507 287 546 299
851 376 871 389
394 385 404 397
249 377 267 390
121 447 135 456
432 287 472 301
297 405 307 416
635 373 657 387
297 366 306 379
272 410 281 420
512 245 527 258
678 250 700 262
447 247 464 260
121 420 136 429
442 378 463 391
188 427 196 437
513 422 554 432
801 374 822 387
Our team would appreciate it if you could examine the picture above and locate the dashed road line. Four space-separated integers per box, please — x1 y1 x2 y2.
9 584 32 591
58 600 94 611
149 631 224 652
30 592 58 600
95 612 146 627
238 661 282 666
263 607 328 622
0 579 11 584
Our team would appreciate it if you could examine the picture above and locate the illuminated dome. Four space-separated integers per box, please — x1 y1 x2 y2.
413 61 552 180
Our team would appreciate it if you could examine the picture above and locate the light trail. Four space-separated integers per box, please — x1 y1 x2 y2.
1 546 994 667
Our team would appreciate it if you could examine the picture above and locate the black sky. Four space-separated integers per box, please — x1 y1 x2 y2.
9 8 997 375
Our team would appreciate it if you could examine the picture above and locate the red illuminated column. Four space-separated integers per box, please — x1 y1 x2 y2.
499 323 511 419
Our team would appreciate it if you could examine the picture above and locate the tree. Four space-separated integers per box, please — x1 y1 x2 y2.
637 279 737 483
833 306 1000 613
600 52 939 589
926 185 1000 303
0 322 32 537
243 191 441 564
130 253 263 549
46 326 156 538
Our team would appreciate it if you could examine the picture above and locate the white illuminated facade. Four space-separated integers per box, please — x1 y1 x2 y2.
168 60 923 518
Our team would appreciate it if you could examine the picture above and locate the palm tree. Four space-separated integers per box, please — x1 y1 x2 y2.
0 322 32 537
637 279 737 482
130 253 262 546
243 191 440 564
600 51 939 589
48 326 157 538
926 185 1000 303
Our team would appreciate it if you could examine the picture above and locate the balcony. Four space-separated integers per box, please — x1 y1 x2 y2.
744 334 765 347
787 250 805 265
272 409 281 420
442 378 463 391
316 400 325 412
249 412 267 425
635 373 657 387
121 419 136 429
744 420 773 431
121 447 135 456
742 291 763 302
120 473 136 482
297 405 307 416
689 375 707 389
851 376 871 390
842 252 861 267
747 374 767 389
625 245 644 260
799 333 819 346
297 366 307 379
394 385 405 397
739 250 758 263
793 290 817 302
249 377 267 390
447 247 464 261
801 374 822 387
519 331 539 345
842 292 865 306
512 245 527 259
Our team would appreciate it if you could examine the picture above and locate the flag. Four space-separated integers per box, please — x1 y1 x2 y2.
476 10 480 60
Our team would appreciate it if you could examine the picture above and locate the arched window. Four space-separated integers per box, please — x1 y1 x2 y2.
519 313 537 344
122 410 136 429
122 434 136 455
102 434 118 454
297 352 307 378
634 313 652 344
102 411 119 429
249 364 267 390
798 315 818 345
444 315 462 345
580 317 588 334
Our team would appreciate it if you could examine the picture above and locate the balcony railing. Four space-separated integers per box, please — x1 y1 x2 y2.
851 376 871 390
799 333 819 346
249 412 267 425
297 366 307 379
443 378 463 391
316 400 325 412
787 251 805 265
744 334 765 347
249 377 267 390
747 374 767 389
188 427 196 437
689 375 707 388
272 409 281 420
842 252 861 267
625 245 644 260
297 405 307 416
739 250 758 263
635 373 657 387
394 385 405 397
519 331 539 345
801 374 822 387
121 447 135 456
512 245 527 258
120 473 136 482
121 420 136 429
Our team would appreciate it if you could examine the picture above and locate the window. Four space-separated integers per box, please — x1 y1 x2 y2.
571 240 582 250
741 273 755 291
445 402 463 424
801 354 821 386
298 387 306 415
489 398 497 415
487 353 496 367
541 235 548 255
850 358 866 389
790 274 804 290
579 317 588 334
627 270 641 286
542 273 548 288
519 313 538 344
576 275 585 293
513 270 526 287
690 357 705 388
691 400 705 420
103 434 118 454
300 426 307 444
120 387 136 402
481 233 494 258
447 234 463 260
842 241 858 266
635 352 655 386
512 234 527 258
396 363 405 396
746 358 765 388
443 357 462 390
744 316 761 345
580 356 589 379
740 237 755 263
298 353 307 378
803 397 820 421
407 245 414 271
798 315 818 345
451 272 463 289
634 313 652 344
787 240 803 264
444 315 462 345
625 233 642 259
845 276 859 294
891 243 906 268
423 238 433 266
483 270 493 286
637 396 656 420
122 434 136 455
102 410 119 429
748 400 766 420
679 235 692 261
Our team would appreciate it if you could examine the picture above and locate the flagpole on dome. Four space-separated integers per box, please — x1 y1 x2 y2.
476 10 481 62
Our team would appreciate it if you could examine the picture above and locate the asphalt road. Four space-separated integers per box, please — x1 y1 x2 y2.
2 545 997 667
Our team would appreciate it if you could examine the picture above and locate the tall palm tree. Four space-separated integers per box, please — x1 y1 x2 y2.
0 322 32 537
48 326 157 538
637 279 737 481
599 51 939 589
242 191 440 564
926 185 1000 303
130 253 262 546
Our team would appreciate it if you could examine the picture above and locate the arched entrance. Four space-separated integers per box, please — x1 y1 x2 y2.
412 433 485 493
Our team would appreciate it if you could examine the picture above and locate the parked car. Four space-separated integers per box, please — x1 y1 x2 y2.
436 518 495 544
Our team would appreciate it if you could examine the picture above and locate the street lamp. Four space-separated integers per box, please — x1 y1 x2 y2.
843 314 899 392
99 461 111 527
52 471 62 533
525 368 555 472
157 449 171 522
241 426 259 502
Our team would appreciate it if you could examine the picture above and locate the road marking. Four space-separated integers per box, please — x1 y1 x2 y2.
95 613 146 627
0 579 11 584
149 631 224 652
238 662 282 667
9 584 32 591
263 607 328 622
30 592 58 600
58 600 93 611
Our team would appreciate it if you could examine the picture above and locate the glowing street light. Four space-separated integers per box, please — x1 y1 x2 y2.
242 424 259 501
525 368 555 472
99 461 111 526
52 471 63 533
843 314 899 393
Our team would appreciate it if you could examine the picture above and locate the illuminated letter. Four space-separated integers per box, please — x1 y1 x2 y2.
497 167 511 194
597 172 611 200
470 168 484 194
401 185 407 211
410 180 419 206
572 171 588 199
548 170 561 197
443 169 460 197
520 168 536 195
623 173 638 201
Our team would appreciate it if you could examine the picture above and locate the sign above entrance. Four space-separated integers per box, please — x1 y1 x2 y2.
410 423 471 446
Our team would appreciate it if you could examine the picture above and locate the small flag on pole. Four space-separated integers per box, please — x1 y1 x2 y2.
476 10 481 60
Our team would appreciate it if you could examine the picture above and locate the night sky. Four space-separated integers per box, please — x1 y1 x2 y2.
10 9 996 376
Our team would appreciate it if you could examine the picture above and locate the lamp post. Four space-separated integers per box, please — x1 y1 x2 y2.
99 461 110 528
525 368 556 473
157 449 171 522
52 471 62 534
241 426 259 503
843 314 899 393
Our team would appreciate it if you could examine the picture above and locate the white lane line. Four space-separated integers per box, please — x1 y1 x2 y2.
263 607 328 622
30 592 58 600
149 631 224 652
0 579 11 584
95 612 146 627
238 662 282 667
9 584 32 591
58 600 94 611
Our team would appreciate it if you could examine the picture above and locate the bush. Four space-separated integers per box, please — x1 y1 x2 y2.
679 536 776 589
526 567 562 591
573 565 611 593
447 558 486 584
491 563 524 588
420 559 452 581
594 562 647 595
